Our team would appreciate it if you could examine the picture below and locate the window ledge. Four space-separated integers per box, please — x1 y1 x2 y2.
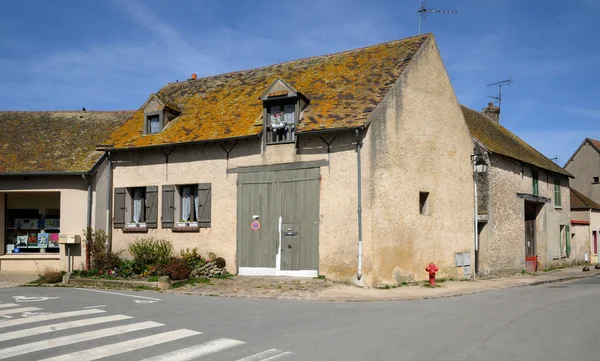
554 206 563 210
172 226 200 233
122 224 148 233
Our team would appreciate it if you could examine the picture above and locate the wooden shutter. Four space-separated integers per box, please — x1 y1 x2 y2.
145 186 158 228
566 225 571 257
161 185 175 228
197 183 212 227
113 187 126 229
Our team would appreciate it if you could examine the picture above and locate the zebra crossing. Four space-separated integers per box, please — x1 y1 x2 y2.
0 301 293 361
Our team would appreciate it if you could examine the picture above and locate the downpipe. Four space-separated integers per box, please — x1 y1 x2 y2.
106 151 112 255
356 129 363 283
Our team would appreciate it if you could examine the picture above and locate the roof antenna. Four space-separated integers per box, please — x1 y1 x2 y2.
418 0 457 35
486 78 512 110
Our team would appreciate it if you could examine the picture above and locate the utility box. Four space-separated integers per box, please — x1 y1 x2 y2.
59 234 81 244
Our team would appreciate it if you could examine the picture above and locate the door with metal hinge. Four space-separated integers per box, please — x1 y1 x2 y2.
278 168 320 272
237 171 278 271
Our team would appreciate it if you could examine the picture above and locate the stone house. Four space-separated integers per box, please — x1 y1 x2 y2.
103 33 476 286
463 104 573 274
0 111 132 272
564 138 600 204
570 187 600 264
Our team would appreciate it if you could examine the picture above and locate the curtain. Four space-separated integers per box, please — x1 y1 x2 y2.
284 104 295 124
182 186 191 221
133 188 142 223
270 105 283 128
150 116 160 133
194 188 199 222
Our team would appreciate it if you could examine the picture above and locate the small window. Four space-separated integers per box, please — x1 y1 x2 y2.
532 171 539 196
593 177 599 184
113 186 158 230
267 103 296 144
419 192 430 215
161 183 212 229
554 178 561 208
130 187 146 223
144 112 164 135
180 185 199 222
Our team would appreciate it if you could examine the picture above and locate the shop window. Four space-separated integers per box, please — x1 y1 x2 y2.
4 192 61 254
113 186 158 231
162 183 211 231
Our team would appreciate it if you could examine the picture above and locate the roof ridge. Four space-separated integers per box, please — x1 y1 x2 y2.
0 110 135 113
163 33 432 86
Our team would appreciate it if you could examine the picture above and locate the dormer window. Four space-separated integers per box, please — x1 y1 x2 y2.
267 103 296 144
260 79 307 145
140 94 181 135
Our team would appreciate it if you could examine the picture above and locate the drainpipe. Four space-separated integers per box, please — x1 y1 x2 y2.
106 151 111 254
356 129 363 282
473 172 478 277
86 175 92 270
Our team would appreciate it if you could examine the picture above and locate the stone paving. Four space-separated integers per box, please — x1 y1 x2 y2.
167 265 600 302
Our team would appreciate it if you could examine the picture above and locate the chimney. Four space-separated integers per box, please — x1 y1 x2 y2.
481 102 500 123
191 73 197 80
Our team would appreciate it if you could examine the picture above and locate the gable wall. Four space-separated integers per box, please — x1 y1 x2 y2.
565 141 600 203
362 36 475 284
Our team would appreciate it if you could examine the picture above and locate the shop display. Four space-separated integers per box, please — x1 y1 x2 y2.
45 218 60 229
48 233 60 248
37 233 49 248
15 235 28 248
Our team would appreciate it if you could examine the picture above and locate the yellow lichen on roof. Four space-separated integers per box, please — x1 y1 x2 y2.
108 34 430 149
462 106 572 177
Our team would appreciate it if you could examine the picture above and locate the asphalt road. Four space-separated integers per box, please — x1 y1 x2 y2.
0 276 598 361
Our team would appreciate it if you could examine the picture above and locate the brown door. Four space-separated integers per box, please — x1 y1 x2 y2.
524 202 538 272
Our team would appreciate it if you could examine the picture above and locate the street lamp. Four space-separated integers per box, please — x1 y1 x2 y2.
471 153 488 277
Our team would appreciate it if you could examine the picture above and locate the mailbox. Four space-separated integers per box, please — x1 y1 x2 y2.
58 234 81 244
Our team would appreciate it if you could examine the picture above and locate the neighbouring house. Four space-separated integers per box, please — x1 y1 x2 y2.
463 103 573 274
0 111 132 272
103 33 476 286
564 138 600 205
570 187 600 264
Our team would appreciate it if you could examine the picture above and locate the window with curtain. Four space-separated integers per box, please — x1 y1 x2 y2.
132 188 145 223
148 115 160 134
180 186 198 221
267 103 296 144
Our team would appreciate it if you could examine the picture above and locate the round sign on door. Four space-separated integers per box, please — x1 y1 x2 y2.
251 220 261 231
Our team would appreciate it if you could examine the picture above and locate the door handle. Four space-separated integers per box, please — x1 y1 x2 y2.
284 231 297 236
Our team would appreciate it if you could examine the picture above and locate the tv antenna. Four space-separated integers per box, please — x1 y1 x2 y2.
486 78 512 110
418 0 457 35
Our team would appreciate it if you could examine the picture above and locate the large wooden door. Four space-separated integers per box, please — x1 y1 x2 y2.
237 171 278 271
279 168 320 272
237 167 320 276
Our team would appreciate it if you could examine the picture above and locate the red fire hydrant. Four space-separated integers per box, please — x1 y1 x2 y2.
425 263 439 286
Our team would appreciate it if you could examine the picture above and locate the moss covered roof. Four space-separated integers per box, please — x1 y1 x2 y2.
0 111 133 173
108 34 431 149
570 187 600 210
462 105 572 177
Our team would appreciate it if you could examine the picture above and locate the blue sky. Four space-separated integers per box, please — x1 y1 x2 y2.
1 0 599 164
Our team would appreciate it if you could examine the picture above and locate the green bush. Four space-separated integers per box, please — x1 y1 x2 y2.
180 248 206 270
85 228 122 271
215 257 226 269
128 238 173 270
162 258 191 280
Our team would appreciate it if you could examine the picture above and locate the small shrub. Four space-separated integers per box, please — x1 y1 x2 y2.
208 252 217 262
180 248 206 269
147 275 159 282
162 258 191 280
85 228 123 271
39 268 64 284
128 238 173 269
215 257 226 269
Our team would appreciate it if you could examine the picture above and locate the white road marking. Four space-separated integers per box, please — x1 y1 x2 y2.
0 321 163 360
140 338 246 361
0 309 105 329
0 303 19 309
261 352 293 360
38 329 201 361
133 299 157 304
83 305 106 309
12 296 59 302
75 288 161 301
22 311 51 317
237 349 284 361
0 307 41 316
0 314 132 342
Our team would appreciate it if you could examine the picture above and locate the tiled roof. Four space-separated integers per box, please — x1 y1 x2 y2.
108 34 431 149
570 187 600 210
589 138 600 150
0 111 133 173
462 106 572 177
